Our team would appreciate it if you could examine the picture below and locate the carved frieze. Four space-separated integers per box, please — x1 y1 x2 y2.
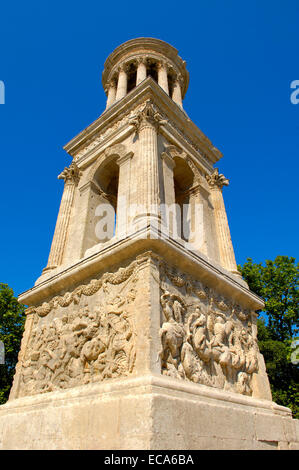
158 262 259 396
18 252 260 399
18 255 152 396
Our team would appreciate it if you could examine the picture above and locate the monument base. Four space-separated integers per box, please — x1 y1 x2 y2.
0 374 298 450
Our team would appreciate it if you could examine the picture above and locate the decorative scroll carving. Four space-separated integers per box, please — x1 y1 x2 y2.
129 100 168 132
206 168 229 190
58 162 81 185
159 262 259 396
28 255 148 318
74 104 145 160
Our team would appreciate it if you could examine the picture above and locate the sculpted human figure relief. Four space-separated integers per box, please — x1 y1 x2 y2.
16 260 140 397
159 292 186 379
159 262 259 396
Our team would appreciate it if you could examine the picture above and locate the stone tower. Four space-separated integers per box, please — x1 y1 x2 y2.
0 38 298 450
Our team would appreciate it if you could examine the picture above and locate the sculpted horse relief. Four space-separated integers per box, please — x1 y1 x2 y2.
19 291 136 396
159 282 259 396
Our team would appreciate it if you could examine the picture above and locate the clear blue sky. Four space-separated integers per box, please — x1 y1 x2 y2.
0 1 298 297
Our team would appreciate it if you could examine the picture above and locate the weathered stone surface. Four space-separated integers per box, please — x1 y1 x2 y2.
0 376 297 450
1 37 297 450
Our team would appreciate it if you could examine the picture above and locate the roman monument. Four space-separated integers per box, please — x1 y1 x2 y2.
0 38 298 449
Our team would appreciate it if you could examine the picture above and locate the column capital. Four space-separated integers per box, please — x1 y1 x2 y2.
206 168 229 190
58 162 81 186
129 100 168 132
157 59 168 70
108 77 117 88
104 78 116 95
175 73 184 88
136 56 147 65
117 62 129 73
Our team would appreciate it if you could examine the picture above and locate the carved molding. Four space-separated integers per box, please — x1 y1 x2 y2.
26 253 151 318
158 261 258 396
58 162 81 185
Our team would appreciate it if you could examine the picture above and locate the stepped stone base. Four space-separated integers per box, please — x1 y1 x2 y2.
0 375 298 450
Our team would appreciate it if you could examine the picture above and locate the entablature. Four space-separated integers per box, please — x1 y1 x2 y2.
64 78 222 174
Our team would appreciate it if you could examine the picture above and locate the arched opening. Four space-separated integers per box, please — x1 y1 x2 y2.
94 157 119 238
173 157 194 242
83 157 119 255
95 157 119 211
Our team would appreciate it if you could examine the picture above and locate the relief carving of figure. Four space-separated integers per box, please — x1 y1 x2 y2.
19 282 137 395
159 292 186 379
186 308 211 363
159 266 260 396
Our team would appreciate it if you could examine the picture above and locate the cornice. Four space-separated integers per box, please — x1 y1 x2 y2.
18 227 264 311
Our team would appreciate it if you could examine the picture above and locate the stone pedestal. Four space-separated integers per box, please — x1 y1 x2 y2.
0 375 298 450
1 239 298 449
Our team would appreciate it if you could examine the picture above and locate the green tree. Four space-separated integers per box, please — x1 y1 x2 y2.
240 256 299 418
0 283 25 405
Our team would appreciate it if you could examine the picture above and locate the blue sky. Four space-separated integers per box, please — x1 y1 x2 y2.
0 1 298 297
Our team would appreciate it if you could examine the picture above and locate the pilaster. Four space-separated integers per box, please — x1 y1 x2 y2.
43 162 80 272
130 101 166 227
115 151 134 237
206 169 240 276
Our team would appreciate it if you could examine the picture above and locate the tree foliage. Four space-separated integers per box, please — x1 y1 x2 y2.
240 256 299 418
0 283 25 405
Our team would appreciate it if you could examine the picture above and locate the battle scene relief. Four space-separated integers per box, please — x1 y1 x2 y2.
159 262 259 396
17 257 145 397
15 252 260 399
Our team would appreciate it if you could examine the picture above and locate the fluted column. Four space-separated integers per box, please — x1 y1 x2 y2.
172 75 183 108
131 101 166 226
206 169 240 276
157 61 169 95
105 79 117 109
44 163 80 271
136 58 147 85
115 64 128 101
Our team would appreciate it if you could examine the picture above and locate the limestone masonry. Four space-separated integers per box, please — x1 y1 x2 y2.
0 38 298 450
